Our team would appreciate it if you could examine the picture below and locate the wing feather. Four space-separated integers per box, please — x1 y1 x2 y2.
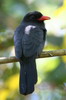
14 26 23 59
22 26 44 57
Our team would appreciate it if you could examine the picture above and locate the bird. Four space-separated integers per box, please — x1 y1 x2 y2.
14 11 50 95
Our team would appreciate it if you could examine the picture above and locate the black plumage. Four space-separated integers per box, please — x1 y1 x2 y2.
14 11 49 95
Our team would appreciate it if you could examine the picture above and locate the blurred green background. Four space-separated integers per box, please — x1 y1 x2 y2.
0 0 66 100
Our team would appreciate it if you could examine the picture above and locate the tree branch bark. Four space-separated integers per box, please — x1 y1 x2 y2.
0 49 66 64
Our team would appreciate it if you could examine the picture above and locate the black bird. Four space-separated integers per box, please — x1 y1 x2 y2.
14 11 50 95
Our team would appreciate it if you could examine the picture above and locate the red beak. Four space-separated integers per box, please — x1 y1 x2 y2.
38 16 51 21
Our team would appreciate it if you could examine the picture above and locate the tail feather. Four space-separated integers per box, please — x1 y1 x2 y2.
19 57 37 95
19 61 26 94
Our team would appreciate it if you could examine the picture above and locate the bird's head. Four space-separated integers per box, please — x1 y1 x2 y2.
23 11 51 22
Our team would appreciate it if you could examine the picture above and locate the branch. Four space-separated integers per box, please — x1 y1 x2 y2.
0 49 66 64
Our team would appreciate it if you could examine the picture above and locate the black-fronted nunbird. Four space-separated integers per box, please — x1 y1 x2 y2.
14 11 50 95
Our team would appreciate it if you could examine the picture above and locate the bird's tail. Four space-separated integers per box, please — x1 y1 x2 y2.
19 57 37 95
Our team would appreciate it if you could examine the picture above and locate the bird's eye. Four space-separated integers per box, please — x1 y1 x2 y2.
30 15 35 20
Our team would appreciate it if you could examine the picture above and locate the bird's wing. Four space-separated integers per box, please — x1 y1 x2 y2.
22 25 45 57
14 26 23 59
